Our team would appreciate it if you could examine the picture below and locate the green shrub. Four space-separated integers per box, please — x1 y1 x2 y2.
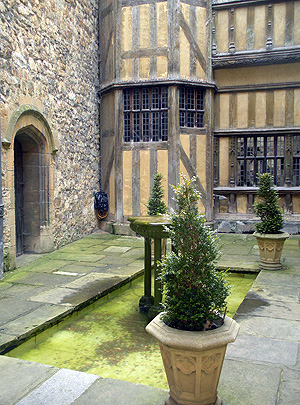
159 175 230 331
254 173 284 234
146 173 167 216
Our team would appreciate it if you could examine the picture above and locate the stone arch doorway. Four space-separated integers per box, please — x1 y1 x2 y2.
14 129 50 255
3 105 57 259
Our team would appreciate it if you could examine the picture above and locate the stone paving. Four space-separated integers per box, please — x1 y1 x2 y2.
0 231 299 404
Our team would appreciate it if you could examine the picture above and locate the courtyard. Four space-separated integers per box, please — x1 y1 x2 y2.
0 232 299 404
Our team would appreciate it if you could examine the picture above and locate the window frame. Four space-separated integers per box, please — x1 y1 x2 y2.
213 133 300 188
179 86 205 129
123 86 169 143
236 135 285 187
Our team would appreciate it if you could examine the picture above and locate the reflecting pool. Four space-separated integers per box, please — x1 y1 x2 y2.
7 273 256 389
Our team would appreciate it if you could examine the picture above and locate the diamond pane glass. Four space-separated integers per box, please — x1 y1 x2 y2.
246 159 254 186
142 112 149 141
142 88 149 110
256 137 264 156
133 89 140 110
246 138 254 157
152 88 159 109
152 112 159 141
133 113 140 142
267 137 274 156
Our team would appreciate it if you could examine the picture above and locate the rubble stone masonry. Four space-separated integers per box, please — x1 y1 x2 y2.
0 0 100 268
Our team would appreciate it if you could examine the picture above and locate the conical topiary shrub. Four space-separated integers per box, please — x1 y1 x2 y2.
254 173 284 234
146 173 167 216
160 175 230 331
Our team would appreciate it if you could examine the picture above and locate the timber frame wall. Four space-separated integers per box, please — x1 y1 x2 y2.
99 0 300 232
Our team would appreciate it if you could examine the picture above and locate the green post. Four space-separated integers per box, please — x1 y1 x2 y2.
154 238 162 306
144 237 152 297
138 237 154 313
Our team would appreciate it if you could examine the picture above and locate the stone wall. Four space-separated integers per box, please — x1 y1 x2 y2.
0 0 100 266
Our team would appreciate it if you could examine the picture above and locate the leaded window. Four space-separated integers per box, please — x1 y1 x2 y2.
123 87 168 142
179 87 205 128
293 135 300 186
236 135 285 186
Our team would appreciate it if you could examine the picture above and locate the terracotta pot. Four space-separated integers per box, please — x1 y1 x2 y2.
146 313 239 405
253 231 289 270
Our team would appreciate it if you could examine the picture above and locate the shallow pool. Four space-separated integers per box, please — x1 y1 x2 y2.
7 273 256 389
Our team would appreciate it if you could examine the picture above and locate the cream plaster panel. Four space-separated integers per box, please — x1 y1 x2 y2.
273 3 286 48
196 135 206 190
123 151 132 216
294 89 300 126
122 7 132 52
157 56 168 78
196 7 206 79
197 7 207 54
139 4 150 49
295 2 300 45
180 134 190 178
219 138 229 187
219 94 230 129
101 92 115 132
196 62 205 81
157 2 168 47
140 150 150 216
255 91 267 128
216 10 229 53
139 58 150 79
273 90 286 127
122 59 133 81
157 149 168 206
198 199 205 214
180 3 190 78
278 196 284 210
254 5 266 50
219 199 228 213
109 164 115 215
292 196 300 214
214 64 300 87
235 7 247 51
237 194 247 214
237 92 248 128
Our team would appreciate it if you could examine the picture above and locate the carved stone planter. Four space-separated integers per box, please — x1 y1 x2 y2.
253 231 289 270
146 313 239 405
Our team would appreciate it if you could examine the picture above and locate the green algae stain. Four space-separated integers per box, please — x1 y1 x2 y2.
7 273 256 390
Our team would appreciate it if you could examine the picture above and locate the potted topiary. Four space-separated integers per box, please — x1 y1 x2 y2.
253 173 289 270
146 175 239 405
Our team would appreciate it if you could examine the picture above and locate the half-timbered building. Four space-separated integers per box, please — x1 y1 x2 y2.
99 0 300 233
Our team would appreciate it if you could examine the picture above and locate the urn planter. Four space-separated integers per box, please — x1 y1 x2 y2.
253 231 289 270
146 313 239 405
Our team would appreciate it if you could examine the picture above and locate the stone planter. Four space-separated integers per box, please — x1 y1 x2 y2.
146 313 239 405
253 231 289 270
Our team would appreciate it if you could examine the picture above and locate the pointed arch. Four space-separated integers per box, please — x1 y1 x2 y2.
3 105 56 256
3 104 58 153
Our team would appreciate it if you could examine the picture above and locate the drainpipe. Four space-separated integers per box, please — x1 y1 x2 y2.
0 126 3 279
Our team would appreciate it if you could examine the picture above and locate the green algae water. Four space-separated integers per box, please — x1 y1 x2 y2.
7 273 256 390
